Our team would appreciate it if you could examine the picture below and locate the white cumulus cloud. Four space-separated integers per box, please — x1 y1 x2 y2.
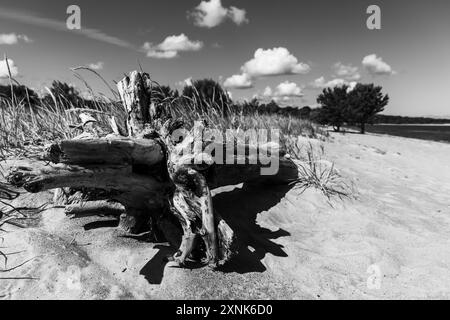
312 76 356 89
177 77 194 88
225 47 309 91
242 47 310 78
274 81 303 97
183 77 193 87
189 0 248 28
0 33 32 45
362 54 395 76
228 7 249 25
143 34 203 59
224 73 253 89
0 58 19 78
346 81 358 93
88 61 104 70
262 81 303 100
333 62 361 81
158 34 203 52
263 86 272 97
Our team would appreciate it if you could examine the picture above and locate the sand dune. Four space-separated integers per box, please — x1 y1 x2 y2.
1 132 450 299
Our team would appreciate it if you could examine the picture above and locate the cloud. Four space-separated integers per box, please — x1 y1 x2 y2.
262 81 303 100
143 34 203 59
263 86 272 97
0 7 134 49
0 33 32 45
158 34 203 52
88 61 104 70
184 77 193 87
362 54 395 75
311 77 325 88
228 7 249 25
274 81 303 97
313 77 345 88
142 45 177 59
225 48 309 93
177 77 194 88
179 77 193 87
241 47 310 78
312 76 357 90
0 58 19 78
333 62 360 81
224 73 253 89
189 0 248 28
346 81 358 93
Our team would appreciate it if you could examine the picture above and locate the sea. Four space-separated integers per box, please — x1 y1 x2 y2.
365 124 450 143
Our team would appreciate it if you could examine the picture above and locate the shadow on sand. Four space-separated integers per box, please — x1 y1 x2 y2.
139 183 293 284
214 183 292 274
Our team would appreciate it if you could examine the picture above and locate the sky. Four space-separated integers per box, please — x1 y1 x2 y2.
0 0 449 117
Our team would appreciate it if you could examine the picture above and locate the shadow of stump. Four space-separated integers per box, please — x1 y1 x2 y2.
138 182 294 284
214 183 292 274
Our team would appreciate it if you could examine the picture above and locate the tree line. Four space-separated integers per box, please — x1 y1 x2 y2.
3 78 446 132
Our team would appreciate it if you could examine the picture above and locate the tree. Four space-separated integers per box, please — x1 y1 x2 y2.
316 85 349 132
182 79 230 115
299 106 312 119
265 100 281 114
44 81 83 108
0 84 40 106
347 83 389 134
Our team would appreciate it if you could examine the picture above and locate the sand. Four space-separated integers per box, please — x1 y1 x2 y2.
1 132 450 300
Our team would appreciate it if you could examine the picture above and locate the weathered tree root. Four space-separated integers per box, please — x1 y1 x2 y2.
6 70 299 268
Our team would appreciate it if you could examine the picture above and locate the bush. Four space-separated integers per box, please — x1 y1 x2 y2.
181 79 230 116
0 84 39 106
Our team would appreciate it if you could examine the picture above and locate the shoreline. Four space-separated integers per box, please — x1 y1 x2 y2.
372 123 450 126
342 124 450 144
363 131 450 145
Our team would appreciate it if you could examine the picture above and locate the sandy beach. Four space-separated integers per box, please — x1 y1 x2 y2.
1 132 450 300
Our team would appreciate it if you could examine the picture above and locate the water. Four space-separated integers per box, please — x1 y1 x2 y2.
365 125 450 143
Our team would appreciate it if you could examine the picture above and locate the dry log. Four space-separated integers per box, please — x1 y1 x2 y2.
7 164 168 194
65 200 125 218
117 71 153 137
44 138 297 186
45 137 165 166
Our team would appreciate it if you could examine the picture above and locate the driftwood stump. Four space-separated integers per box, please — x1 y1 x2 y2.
7 71 299 268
